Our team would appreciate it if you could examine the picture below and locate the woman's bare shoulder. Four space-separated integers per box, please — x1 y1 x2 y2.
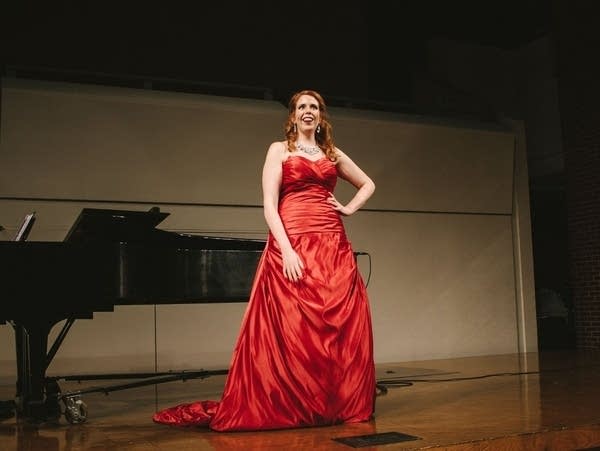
333 146 346 163
269 140 287 150
266 141 288 161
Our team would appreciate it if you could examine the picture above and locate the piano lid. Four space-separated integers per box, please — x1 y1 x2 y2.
64 207 169 243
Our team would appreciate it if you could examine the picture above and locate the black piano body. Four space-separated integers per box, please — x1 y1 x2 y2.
0 207 265 421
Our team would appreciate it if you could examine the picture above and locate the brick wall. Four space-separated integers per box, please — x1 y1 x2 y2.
553 1 600 349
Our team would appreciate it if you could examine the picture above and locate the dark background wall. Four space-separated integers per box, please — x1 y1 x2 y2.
0 1 548 103
552 1 600 350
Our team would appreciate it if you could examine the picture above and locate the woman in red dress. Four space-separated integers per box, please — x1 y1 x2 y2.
153 89 376 431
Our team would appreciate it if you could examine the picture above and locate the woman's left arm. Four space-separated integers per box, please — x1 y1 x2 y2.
328 148 376 216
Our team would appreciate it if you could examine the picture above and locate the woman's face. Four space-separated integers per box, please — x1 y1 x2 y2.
294 94 320 133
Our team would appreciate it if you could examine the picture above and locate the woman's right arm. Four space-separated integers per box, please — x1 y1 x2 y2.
262 142 304 282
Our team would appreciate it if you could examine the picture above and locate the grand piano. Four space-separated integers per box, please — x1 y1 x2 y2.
0 207 265 423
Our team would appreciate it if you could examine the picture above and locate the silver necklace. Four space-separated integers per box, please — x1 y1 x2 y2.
296 142 321 156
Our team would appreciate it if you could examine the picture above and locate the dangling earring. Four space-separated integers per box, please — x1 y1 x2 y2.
293 123 297 133
316 124 321 134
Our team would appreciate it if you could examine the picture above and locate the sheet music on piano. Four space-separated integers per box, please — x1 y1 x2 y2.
14 212 36 242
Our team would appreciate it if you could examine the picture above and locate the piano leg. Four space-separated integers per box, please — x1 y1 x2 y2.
12 322 26 401
14 318 61 422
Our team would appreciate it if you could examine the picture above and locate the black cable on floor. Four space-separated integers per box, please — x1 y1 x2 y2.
375 363 600 394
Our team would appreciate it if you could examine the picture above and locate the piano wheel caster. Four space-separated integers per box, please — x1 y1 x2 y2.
63 396 88 424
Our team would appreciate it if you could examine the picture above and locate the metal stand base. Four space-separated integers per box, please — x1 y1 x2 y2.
47 369 228 424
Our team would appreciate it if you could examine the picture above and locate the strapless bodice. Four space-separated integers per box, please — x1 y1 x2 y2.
278 155 344 235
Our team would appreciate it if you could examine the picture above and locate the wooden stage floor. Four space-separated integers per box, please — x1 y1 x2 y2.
1 351 600 450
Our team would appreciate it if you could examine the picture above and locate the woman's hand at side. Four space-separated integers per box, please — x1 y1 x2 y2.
282 247 304 282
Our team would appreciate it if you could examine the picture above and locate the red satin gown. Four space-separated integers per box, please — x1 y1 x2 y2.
152 155 376 431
